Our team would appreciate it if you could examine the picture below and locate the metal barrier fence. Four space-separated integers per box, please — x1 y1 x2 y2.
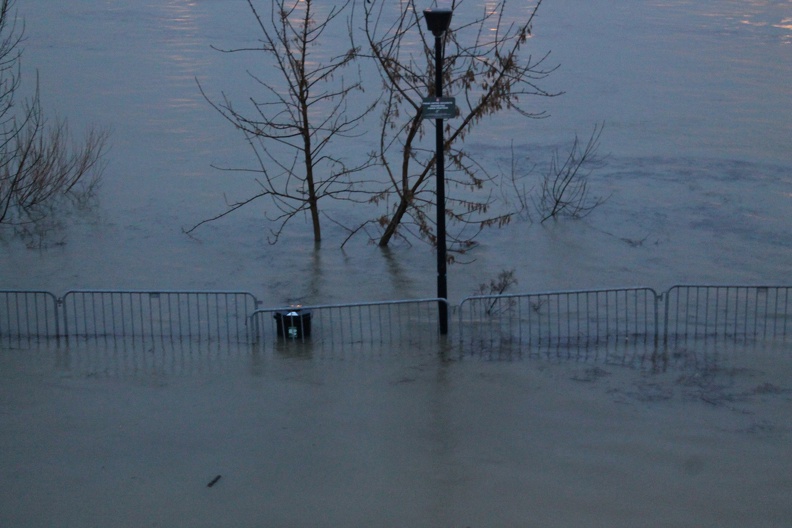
664 285 792 344
249 299 447 349
2 286 791 349
61 290 259 343
0 290 59 340
458 288 660 351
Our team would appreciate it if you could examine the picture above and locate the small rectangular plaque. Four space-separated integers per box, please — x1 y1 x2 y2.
422 97 457 119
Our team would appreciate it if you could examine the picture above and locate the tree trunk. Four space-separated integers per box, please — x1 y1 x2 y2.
377 194 410 247
377 115 426 247
305 164 322 243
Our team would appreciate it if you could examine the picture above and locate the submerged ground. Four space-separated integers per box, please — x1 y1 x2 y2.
2 338 791 527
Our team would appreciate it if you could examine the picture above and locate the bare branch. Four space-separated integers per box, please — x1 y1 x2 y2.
0 0 109 238
536 123 609 222
358 0 565 250
190 0 377 244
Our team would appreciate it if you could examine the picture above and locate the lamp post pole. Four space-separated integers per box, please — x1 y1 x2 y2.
423 7 452 336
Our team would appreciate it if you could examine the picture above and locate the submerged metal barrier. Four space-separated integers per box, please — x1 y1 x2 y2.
0 290 59 340
249 298 446 349
458 288 660 351
61 290 259 343
2 286 791 349
664 285 792 344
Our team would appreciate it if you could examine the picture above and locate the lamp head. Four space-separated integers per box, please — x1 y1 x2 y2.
423 8 453 37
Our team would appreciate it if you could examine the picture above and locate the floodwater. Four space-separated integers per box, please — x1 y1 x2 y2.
2 340 792 526
1 0 791 526
1 0 790 300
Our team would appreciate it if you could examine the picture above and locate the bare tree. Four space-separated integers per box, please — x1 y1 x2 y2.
0 0 108 233
536 123 607 222
360 0 561 252
188 0 376 245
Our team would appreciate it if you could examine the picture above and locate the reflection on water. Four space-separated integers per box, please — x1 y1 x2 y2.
15 331 789 384
733 0 792 44
776 16 792 33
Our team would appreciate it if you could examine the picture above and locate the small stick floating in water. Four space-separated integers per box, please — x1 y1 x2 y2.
207 475 222 487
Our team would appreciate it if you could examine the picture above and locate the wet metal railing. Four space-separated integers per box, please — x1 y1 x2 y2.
459 288 660 351
664 285 792 344
249 298 447 349
61 290 259 343
0 290 59 341
2 286 791 350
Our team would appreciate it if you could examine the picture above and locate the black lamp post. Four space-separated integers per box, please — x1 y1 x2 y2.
423 7 452 335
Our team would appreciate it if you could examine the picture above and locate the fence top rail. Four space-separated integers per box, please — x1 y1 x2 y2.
1 290 58 296
667 284 792 290
61 289 258 295
8 286 786 304
460 287 660 304
250 297 448 317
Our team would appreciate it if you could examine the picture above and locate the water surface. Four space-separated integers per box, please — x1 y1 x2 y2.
1 2 791 525
2 0 789 301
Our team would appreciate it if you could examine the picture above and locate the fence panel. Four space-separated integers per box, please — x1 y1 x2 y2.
664 285 792 344
61 290 259 343
0 290 59 340
249 299 446 352
5 286 792 350
458 288 660 352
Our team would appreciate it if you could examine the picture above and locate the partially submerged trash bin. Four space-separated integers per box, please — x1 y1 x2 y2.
274 309 311 339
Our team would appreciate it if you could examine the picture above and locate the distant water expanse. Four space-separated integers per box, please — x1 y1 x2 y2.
2 0 790 304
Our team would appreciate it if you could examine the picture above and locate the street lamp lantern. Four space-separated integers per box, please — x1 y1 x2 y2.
424 8 453 37
423 6 453 336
